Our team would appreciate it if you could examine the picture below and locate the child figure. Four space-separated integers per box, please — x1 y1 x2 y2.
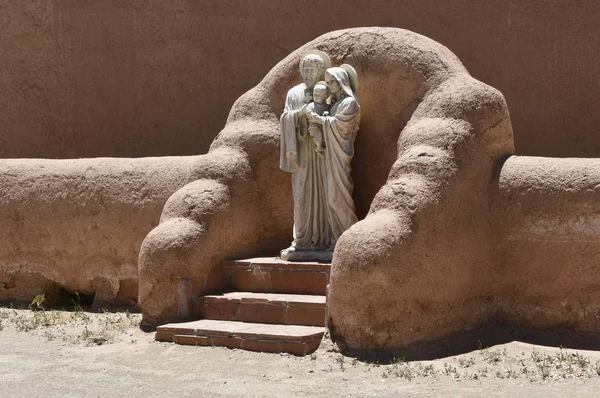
306 81 329 155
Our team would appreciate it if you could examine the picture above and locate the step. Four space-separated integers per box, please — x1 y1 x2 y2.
156 319 325 355
199 292 326 327
223 257 330 295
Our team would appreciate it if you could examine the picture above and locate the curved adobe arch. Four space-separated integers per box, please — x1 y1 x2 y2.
139 28 514 350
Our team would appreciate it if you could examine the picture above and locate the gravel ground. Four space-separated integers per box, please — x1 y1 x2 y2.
1 307 600 397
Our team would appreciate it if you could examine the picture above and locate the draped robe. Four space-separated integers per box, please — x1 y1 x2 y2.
322 95 360 242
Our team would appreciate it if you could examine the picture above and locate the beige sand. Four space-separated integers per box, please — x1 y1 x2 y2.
1 308 600 397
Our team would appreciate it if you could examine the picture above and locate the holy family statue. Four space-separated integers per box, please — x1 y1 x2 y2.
280 50 360 262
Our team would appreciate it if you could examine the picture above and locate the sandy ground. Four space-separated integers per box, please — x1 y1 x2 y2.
1 307 600 397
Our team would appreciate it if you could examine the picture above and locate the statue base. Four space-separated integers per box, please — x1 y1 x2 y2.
280 247 333 262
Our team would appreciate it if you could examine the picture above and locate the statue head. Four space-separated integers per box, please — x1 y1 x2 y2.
312 82 328 104
325 69 344 95
300 51 330 89
325 65 359 104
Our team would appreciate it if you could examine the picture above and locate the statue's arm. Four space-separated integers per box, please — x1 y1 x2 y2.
280 91 298 126
307 112 325 125
309 98 358 125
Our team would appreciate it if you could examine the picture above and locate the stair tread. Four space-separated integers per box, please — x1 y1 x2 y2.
157 319 325 341
225 257 331 271
204 292 326 305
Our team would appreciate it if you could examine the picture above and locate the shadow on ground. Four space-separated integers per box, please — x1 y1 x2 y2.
342 320 600 364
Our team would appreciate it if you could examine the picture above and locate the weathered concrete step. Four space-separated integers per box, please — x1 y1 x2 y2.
223 257 330 295
156 319 324 355
199 292 326 327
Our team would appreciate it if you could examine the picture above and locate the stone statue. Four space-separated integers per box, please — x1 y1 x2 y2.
280 51 360 262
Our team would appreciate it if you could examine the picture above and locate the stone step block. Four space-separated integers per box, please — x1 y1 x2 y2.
156 319 325 355
199 292 326 327
223 257 330 295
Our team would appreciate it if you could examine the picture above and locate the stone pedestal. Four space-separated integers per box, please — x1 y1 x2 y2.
280 248 333 263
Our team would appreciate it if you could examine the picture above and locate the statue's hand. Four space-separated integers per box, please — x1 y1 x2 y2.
286 152 299 172
315 142 326 155
308 112 324 125
297 104 308 117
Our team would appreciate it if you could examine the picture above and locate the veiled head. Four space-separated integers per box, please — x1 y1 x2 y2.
325 67 357 103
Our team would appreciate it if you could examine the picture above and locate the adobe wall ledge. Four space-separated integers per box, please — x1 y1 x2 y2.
0 153 225 306
497 156 600 333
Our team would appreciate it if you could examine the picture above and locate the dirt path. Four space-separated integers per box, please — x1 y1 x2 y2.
1 308 599 397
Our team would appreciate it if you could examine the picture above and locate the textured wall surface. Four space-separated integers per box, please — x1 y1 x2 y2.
499 157 600 331
0 155 206 306
0 1 598 158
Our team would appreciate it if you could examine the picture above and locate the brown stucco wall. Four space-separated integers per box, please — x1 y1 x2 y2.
1 1 598 159
499 156 600 332
0 155 207 305
3 24 600 349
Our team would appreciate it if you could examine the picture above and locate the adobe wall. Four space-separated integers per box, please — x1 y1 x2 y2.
3 21 600 350
1 1 598 159
0 155 208 305
498 156 600 331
